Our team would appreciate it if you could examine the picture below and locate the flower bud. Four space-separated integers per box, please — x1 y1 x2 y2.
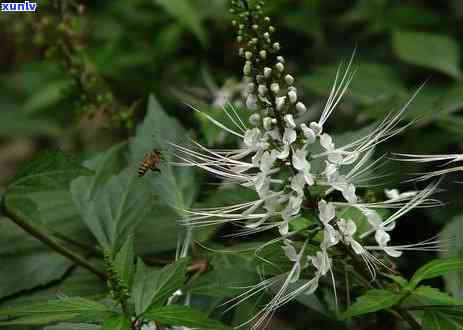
284 114 296 128
296 102 307 113
252 24 259 30
288 90 297 103
263 67 272 78
247 83 255 93
245 51 253 60
275 62 284 72
269 26 275 33
246 94 257 109
256 75 264 83
285 74 294 85
263 32 270 39
270 83 280 94
249 113 261 126
258 85 268 96
259 50 267 59
276 96 286 111
263 117 275 130
273 42 281 51
277 56 285 63
243 61 252 76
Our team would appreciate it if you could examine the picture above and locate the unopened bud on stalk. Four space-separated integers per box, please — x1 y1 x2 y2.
264 67 272 78
285 74 294 85
270 83 280 94
288 90 297 103
249 113 261 125
275 62 284 72
258 85 268 96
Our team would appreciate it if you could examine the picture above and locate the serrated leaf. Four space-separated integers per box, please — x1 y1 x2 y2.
129 95 198 210
144 305 231 330
422 308 463 330
0 297 110 325
0 110 61 138
0 265 107 309
101 315 130 330
71 168 155 250
393 30 462 79
1 150 95 299
132 258 189 315
440 215 463 298
409 258 463 289
114 234 135 290
405 286 463 307
343 289 402 317
155 0 207 46
0 248 72 300
129 95 199 253
46 324 101 330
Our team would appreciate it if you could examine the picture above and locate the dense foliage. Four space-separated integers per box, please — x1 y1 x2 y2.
0 1 463 329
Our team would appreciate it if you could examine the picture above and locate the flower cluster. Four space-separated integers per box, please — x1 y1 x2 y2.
171 0 446 328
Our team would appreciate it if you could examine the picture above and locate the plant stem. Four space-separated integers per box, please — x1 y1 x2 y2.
2 202 107 280
395 308 422 330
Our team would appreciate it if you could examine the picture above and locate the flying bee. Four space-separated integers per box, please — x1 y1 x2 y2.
138 149 162 177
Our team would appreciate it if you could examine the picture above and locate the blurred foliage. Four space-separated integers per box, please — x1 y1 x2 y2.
0 0 463 329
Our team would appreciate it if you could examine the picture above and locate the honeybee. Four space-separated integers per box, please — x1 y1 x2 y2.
138 149 162 177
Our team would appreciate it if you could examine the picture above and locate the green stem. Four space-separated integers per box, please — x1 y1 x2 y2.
2 201 107 280
395 308 421 330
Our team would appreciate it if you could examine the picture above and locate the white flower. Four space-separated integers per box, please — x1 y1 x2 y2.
375 230 402 258
310 121 323 135
276 96 286 111
318 200 335 225
291 173 306 196
282 240 301 282
337 218 364 255
292 147 315 185
300 124 316 144
385 189 418 200
283 127 297 145
310 250 332 277
284 114 296 128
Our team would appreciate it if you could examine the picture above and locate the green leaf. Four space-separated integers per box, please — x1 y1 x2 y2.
0 150 94 299
101 315 130 330
343 289 402 317
422 308 463 330
129 95 199 254
405 286 463 306
0 265 107 309
0 248 73 300
409 258 463 289
132 258 189 315
114 234 135 290
0 297 110 325
155 0 207 46
144 305 230 330
46 324 101 330
22 79 70 114
393 30 462 79
129 95 198 210
0 110 61 138
440 215 463 298
71 167 155 250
